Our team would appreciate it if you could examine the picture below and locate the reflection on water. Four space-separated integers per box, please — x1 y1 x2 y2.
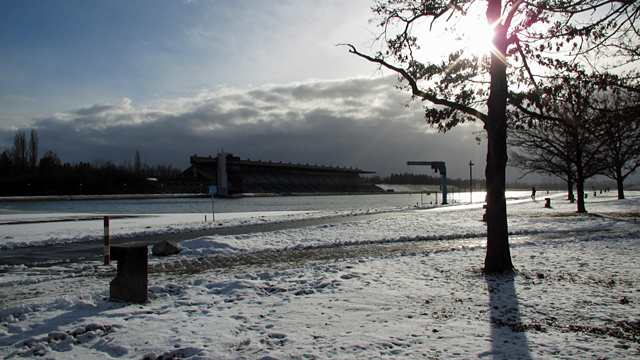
0 191 535 215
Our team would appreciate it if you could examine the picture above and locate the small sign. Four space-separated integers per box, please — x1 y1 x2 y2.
209 185 217 195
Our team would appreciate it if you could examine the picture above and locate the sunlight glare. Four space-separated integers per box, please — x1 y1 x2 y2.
462 20 495 57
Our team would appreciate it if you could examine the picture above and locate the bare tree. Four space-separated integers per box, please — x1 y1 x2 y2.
343 0 639 272
39 150 61 172
509 128 577 203
119 159 133 172
12 131 27 171
135 150 142 174
512 77 613 213
597 91 640 199
28 129 39 172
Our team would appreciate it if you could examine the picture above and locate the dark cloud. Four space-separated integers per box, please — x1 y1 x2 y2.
71 102 124 116
2 77 487 178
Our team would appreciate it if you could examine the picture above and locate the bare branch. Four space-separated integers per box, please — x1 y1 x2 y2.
515 38 539 90
339 43 489 123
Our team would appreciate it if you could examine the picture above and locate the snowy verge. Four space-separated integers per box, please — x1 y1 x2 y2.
0 206 417 250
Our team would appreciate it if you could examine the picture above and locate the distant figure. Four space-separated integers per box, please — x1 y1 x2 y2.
531 187 536 201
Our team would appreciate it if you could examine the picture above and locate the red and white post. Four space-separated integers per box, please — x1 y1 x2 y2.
104 216 110 265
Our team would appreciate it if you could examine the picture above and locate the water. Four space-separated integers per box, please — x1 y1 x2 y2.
0 191 536 215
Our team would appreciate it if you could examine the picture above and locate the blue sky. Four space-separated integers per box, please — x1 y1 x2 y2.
1 1 375 119
0 0 582 184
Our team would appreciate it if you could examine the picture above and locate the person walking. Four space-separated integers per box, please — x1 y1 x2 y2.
531 186 536 201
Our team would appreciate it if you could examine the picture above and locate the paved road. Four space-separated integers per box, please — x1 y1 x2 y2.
0 210 421 267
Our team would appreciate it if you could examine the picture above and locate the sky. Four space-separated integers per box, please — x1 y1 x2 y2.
0 0 613 184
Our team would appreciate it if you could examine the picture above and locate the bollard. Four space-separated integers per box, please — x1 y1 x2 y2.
104 216 110 265
110 244 148 303
544 198 551 208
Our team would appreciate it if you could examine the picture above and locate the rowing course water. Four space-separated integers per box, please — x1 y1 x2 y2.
0 191 535 215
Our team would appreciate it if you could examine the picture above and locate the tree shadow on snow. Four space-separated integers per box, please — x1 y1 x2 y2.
481 272 531 360
0 297 136 357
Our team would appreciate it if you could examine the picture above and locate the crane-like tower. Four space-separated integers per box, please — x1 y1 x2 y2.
407 161 448 204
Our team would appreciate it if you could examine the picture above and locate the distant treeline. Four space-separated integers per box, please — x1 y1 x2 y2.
0 130 182 196
365 173 487 189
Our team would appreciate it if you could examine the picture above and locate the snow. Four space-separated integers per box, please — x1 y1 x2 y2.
0 207 421 250
1 191 639 359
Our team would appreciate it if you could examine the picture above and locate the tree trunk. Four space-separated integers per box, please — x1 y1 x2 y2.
484 118 512 272
567 179 575 203
576 164 587 213
616 168 625 200
483 0 513 273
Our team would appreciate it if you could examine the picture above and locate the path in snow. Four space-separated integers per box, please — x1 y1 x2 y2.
0 209 426 267
142 226 640 274
4 225 628 285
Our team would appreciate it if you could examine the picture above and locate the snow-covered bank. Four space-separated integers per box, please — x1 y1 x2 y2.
0 207 418 250
1 192 639 359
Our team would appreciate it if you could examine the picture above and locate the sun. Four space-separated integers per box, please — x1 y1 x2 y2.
461 19 496 57
443 2 498 58
416 3 499 64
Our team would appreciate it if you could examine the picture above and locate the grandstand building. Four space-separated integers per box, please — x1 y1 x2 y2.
170 152 382 196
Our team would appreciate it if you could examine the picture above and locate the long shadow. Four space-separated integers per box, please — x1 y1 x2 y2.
481 272 531 360
0 299 131 349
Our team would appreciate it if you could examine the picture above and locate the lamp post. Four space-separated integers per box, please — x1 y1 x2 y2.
469 161 474 203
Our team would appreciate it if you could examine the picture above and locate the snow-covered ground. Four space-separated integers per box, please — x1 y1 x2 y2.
1 191 639 359
0 206 435 250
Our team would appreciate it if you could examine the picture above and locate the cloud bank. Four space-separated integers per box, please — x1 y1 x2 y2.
1 77 487 178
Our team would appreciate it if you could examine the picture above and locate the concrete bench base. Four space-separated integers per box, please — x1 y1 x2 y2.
110 244 148 303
